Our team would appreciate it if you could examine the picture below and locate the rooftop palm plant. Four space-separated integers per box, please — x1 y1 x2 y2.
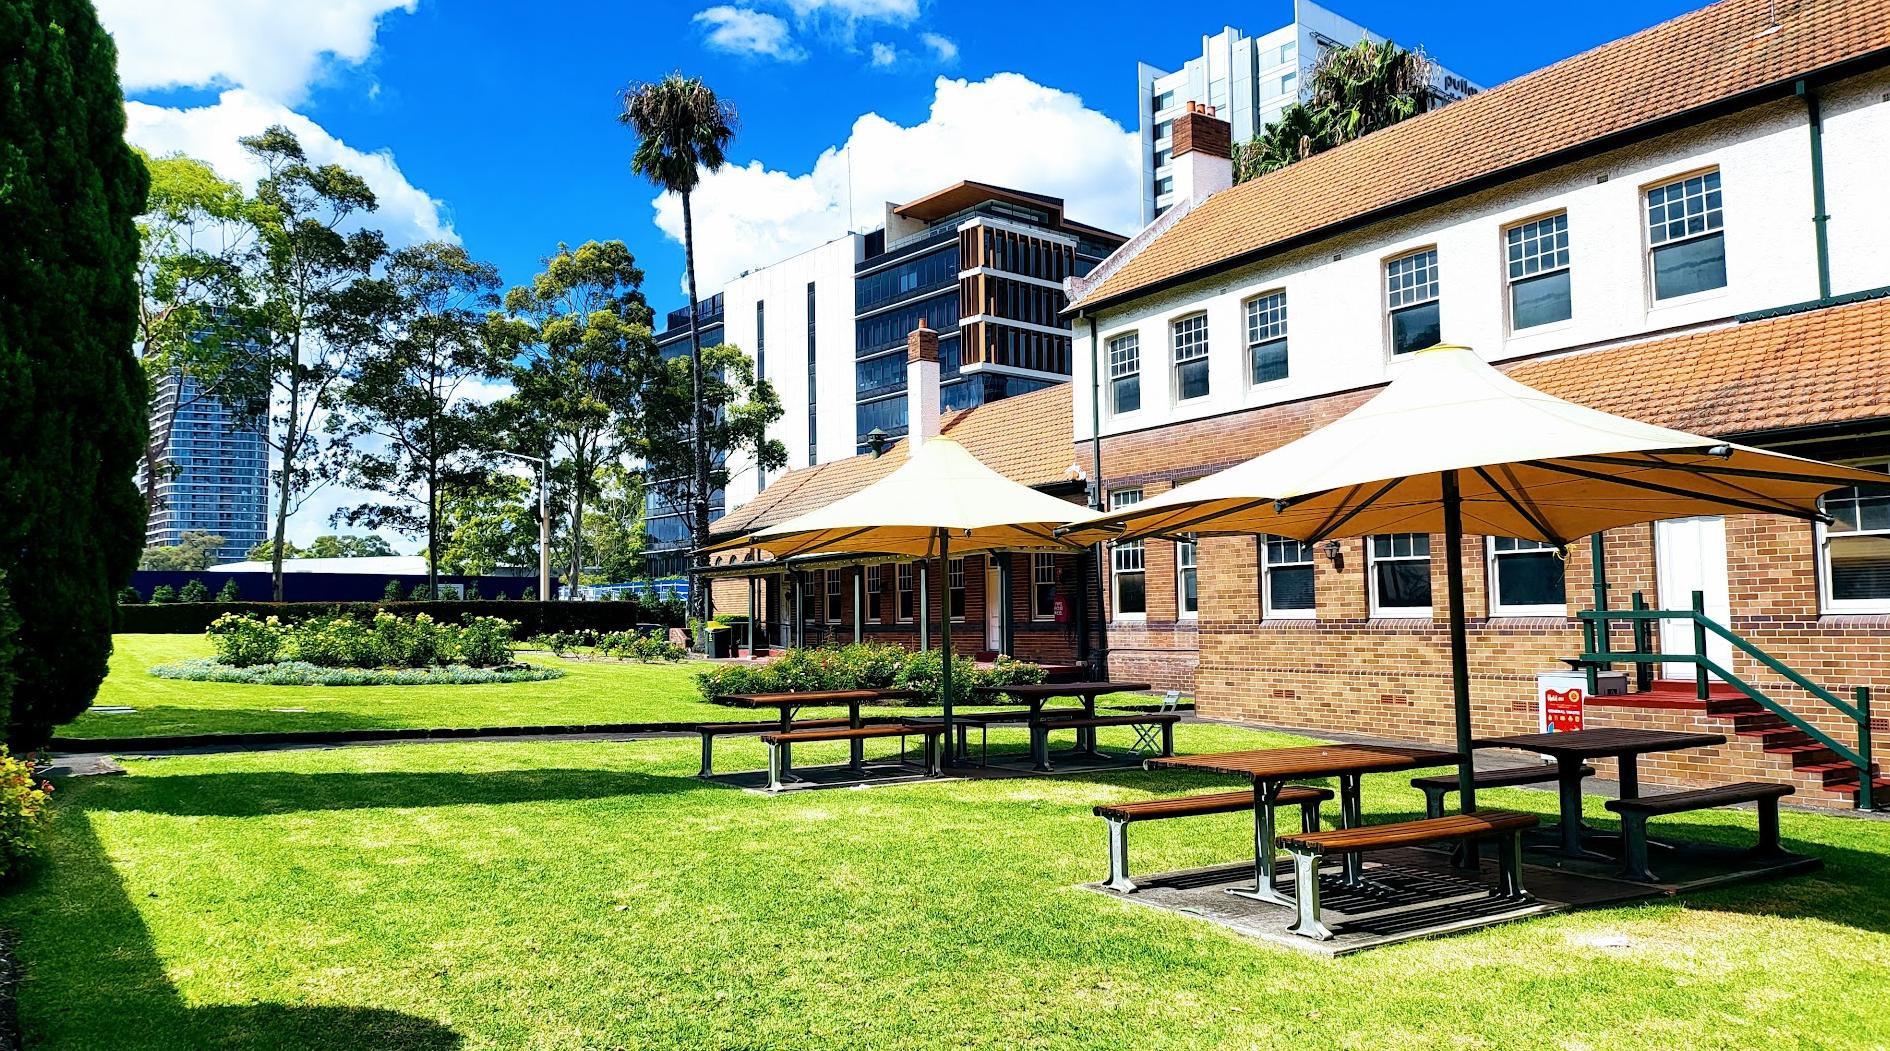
1235 38 1436 182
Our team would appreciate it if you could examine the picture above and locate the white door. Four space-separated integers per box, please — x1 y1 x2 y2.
985 557 1005 652
1655 516 1732 681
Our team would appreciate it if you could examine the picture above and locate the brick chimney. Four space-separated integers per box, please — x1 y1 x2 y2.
906 318 941 443
1172 101 1233 205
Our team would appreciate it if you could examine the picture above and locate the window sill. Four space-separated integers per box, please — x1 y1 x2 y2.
1263 610 1316 621
1506 318 1574 340
1647 286 1729 313
1490 609 1569 620
1370 610 1433 620
1111 613 1148 622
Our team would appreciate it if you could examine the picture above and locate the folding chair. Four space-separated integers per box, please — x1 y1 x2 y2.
1131 691 1181 754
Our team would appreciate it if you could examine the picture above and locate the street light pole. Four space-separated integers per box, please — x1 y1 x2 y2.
497 451 549 601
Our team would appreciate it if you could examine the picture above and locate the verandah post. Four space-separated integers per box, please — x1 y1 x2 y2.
1632 591 1653 692
1692 590 1709 700
1859 686 1875 811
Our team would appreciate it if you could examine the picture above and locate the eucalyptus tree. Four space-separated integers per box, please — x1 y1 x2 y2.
620 74 737 626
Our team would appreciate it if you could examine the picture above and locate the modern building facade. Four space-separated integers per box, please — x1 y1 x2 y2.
1068 0 1890 806
1136 0 1480 223
644 294 726 579
143 370 269 564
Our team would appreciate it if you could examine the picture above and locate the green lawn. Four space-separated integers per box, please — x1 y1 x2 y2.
7 722 1889 1049
66 634 728 739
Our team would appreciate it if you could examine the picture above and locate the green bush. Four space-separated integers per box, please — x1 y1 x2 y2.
207 613 287 666
0 746 53 878
179 578 210 603
215 579 241 602
535 629 685 663
148 658 561 687
383 579 404 601
118 600 683 636
118 586 142 604
149 584 176 604
204 611 520 670
695 644 1045 706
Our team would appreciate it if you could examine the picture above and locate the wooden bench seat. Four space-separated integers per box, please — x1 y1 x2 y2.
1605 781 1794 882
1094 786 1334 893
1411 763 1596 818
758 723 947 791
694 718 851 778
1275 810 1539 940
1032 713 1180 771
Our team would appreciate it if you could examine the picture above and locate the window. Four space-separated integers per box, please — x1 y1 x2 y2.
1262 536 1315 618
806 281 818 464
1152 147 1172 169
1176 534 1198 618
1031 553 1058 620
867 565 883 621
1108 333 1140 414
948 558 967 621
1154 120 1172 142
1110 489 1146 617
1280 72 1297 96
1647 171 1726 301
1821 465 1890 612
824 569 843 623
1385 249 1440 355
1506 213 1571 330
1488 537 1567 615
1278 40 1296 65
1369 533 1432 616
1151 89 1174 112
1245 291 1288 385
1172 313 1210 400
1153 175 1174 198
897 563 915 622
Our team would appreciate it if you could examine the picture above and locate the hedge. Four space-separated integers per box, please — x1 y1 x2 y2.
117 601 686 636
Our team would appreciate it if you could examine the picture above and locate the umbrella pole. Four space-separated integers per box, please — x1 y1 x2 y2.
1442 469 1476 813
938 529 954 769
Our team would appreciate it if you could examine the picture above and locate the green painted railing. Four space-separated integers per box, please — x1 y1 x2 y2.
1579 589 1877 811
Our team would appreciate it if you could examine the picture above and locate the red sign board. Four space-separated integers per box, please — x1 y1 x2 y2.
1544 686 1585 732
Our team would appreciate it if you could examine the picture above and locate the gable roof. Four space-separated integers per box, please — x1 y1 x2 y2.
708 382 1080 540
1071 0 1890 312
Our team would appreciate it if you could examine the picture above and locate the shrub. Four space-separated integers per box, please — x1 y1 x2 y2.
118 586 142 604
207 612 287 666
149 584 176 604
215 579 241 602
408 584 435 601
149 658 561 687
118 600 682 636
0 747 53 878
201 612 520 671
384 579 404 601
456 616 517 667
695 644 1045 707
179 578 210 603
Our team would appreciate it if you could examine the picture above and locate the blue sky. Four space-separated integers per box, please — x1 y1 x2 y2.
99 0 1701 541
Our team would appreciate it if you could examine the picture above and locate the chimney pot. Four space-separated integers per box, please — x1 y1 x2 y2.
906 322 941 442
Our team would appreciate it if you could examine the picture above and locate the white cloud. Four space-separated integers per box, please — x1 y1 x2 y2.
125 90 454 247
783 0 917 22
693 6 807 61
648 73 1141 295
96 0 416 105
920 32 958 63
869 42 898 68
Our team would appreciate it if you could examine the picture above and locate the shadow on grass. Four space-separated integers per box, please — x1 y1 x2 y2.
60 706 413 741
7 814 461 1050
79 767 701 818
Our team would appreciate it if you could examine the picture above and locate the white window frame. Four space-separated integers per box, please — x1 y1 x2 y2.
1368 532 1433 618
1504 211 1572 333
1486 537 1568 617
1031 553 1057 621
824 569 843 624
948 557 967 623
896 562 915 623
1261 535 1316 620
1107 332 1141 415
1384 247 1440 357
1644 168 1727 305
1171 313 1210 402
1110 488 1146 620
1244 290 1288 386
1817 461 1890 614
1176 534 1198 620
866 564 884 622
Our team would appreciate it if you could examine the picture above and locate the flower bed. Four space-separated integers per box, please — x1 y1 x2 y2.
527 630 687 663
696 642 1044 707
145 611 562 687
148 658 562 687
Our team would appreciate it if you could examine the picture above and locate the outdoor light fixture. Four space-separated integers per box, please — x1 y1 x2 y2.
1322 540 1344 567
866 427 890 457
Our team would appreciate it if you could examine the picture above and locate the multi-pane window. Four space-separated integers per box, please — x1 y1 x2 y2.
1647 171 1727 301
1110 489 1146 617
1369 533 1432 615
1488 537 1567 615
824 569 843 623
1245 291 1288 385
867 565 883 621
1821 465 1890 612
1152 90 1174 113
948 558 967 621
1176 534 1198 617
897 563 915 622
1031 553 1058 620
1108 333 1140 414
1153 175 1174 198
1262 536 1315 618
1385 249 1441 356
1172 313 1210 400
1506 213 1572 330
1152 147 1172 169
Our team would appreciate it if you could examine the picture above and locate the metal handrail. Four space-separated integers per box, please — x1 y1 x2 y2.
1575 590 1876 810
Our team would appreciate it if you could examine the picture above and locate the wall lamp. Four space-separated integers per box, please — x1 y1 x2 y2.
1321 540 1344 568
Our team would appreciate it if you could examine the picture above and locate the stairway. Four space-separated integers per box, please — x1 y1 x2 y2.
1645 680 1887 806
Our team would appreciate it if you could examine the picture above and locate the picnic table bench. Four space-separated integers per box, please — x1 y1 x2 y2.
1094 786 1332 893
1606 781 1795 882
1410 763 1596 819
969 681 1155 770
761 723 947 791
704 689 926 780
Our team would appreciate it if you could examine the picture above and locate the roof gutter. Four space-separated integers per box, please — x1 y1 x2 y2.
1073 46 1890 318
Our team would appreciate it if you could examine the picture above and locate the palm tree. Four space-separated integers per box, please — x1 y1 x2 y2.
1235 38 1435 182
620 74 737 636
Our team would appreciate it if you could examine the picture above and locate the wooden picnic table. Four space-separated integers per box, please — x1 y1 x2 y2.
1476 727 1726 858
713 690 926 773
970 681 1153 769
1150 744 1460 904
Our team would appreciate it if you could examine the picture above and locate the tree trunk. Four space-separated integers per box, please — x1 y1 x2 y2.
681 190 709 646
426 461 439 596
270 355 297 602
569 484 585 602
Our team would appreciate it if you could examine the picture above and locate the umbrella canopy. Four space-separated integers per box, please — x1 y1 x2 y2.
1069 346 1882 810
1072 346 1879 547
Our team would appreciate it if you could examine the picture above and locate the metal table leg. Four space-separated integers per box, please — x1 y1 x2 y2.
1227 778 1292 905
1616 753 1640 800
1339 774 1365 886
849 702 865 772
1557 756 1586 856
778 709 794 778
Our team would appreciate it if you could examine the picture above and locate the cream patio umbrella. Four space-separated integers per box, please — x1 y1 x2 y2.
1068 345 1883 808
723 436 1101 761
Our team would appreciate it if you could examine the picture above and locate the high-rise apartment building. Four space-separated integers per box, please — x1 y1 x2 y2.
143 371 269 564
644 294 726 579
1136 0 1481 223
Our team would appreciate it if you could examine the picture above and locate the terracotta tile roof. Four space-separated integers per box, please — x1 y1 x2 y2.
708 381 1079 539
1073 0 1890 311
1507 293 1890 436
